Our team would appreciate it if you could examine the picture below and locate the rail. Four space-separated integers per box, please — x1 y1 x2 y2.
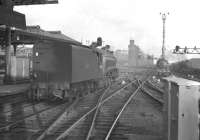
86 86 111 140
138 80 164 104
105 79 146 140
0 101 68 132
37 78 129 140
36 88 105 140
55 79 137 140
141 86 164 104
146 80 165 94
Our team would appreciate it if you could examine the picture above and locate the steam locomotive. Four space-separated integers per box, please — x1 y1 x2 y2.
156 58 171 77
29 38 118 100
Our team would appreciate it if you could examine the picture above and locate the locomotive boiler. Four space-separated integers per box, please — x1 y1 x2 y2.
29 38 118 100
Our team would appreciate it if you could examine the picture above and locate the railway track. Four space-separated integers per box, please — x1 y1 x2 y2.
140 81 164 104
110 82 163 140
146 81 165 94
1 100 44 115
0 91 36 119
107 74 163 140
86 80 143 140
0 88 116 133
0 79 123 134
0 100 70 132
0 93 28 109
35 75 162 140
0 74 164 140
35 79 135 140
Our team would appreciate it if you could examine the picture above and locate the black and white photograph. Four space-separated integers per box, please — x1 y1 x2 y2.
0 0 199 140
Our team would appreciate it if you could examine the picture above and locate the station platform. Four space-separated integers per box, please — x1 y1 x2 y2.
0 83 30 97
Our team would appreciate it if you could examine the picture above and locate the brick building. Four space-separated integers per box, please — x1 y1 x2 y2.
128 40 154 72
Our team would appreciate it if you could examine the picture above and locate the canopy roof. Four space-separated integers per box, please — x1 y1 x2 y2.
13 0 58 5
0 25 81 45
0 0 58 29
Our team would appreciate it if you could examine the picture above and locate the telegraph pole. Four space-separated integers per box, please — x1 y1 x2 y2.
160 12 169 59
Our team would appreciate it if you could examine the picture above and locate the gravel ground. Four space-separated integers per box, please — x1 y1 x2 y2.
112 90 163 140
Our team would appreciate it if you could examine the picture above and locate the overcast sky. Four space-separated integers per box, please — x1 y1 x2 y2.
14 0 200 57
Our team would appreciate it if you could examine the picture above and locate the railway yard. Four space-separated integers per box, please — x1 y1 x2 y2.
0 72 165 140
1 1 200 140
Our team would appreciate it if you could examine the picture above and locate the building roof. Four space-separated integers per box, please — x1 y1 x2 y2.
25 26 80 44
0 0 58 29
0 25 81 45
13 0 58 6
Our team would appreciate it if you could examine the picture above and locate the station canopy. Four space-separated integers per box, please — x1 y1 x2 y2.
13 0 58 5
0 0 58 29
0 25 81 46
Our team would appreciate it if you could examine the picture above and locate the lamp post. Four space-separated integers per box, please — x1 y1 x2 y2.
160 12 169 59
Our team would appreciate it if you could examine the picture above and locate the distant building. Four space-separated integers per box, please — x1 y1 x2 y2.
114 50 128 67
128 40 154 70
